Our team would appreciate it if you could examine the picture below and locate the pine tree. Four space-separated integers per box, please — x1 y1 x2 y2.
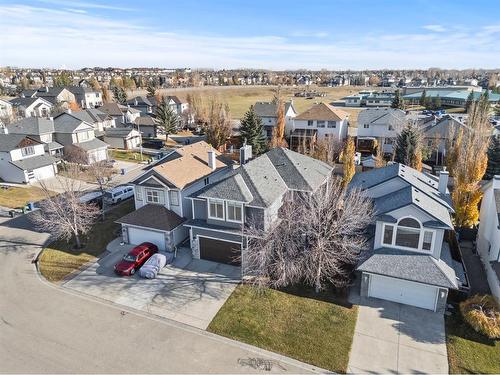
239 106 267 155
112 86 127 104
156 96 179 137
394 124 423 171
146 84 156 97
484 136 500 179
465 91 475 112
419 89 427 107
391 89 404 109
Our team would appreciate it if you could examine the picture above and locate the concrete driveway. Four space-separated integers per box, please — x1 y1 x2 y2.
348 286 448 374
62 245 240 329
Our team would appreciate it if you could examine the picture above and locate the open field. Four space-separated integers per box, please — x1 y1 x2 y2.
208 284 358 373
130 85 373 126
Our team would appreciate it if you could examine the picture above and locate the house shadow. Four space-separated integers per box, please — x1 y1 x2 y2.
277 283 353 308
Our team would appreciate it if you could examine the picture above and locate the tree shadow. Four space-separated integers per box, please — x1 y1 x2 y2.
445 309 497 347
278 283 353 308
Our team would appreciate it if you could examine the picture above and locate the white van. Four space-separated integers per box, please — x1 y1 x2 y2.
103 185 134 205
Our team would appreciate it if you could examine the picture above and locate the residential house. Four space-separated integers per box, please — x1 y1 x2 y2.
25 86 76 106
356 108 406 154
66 86 103 109
134 115 159 138
9 97 53 118
7 117 64 157
69 108 116 133
126 96 154 115
186 147 333 267
53 111 108 163
104 127 142 150
351 163 467 312
98 102 141 124
477 176 500 301
253 101 297 140
116 141 234 251
0 132 58 183
290 103 349 150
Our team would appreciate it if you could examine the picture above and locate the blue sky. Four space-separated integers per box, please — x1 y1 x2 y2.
1 0 499 69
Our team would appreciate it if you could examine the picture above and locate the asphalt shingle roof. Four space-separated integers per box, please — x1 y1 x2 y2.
116 204 185 232
295 102 348 121
76 138 108 151
10 154 57 171
8 117 54 135
0 134 41 152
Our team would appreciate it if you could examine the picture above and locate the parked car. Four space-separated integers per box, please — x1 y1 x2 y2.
139 253 169 279
103 185 134 205
142 139 164 149
114 242 159 276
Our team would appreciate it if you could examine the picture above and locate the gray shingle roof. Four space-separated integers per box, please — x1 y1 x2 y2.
254 102 278 118
495 189 500 222
104 127 138 138
357 108 406 127
76 138 108 151
53 112 94 133
10 154 57 171
357 244 460 289
199 173 253 202
127 96 153 107
116 204 185 232
47 141 64 150
9 96 53 108
8 117 54 135
0 134 41 152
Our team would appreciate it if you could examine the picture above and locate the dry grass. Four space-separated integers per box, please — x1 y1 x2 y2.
459 295 500 339
130 85 374 126
109 149 145 163
0 186 55 208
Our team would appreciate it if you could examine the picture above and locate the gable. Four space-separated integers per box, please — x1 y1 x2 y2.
134 170 176 188
17 136 40 148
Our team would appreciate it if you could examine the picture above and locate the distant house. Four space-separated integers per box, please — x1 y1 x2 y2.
53 111 109 163
0 132 58 183
356 108 406 154
134 115 159 138
291 103 349 150
402 88 500 108
126 96 154 115
24 86 76 106
351 164 467 313
9 97 53 118
253 101 297 140
66 86 103 109
69 108 115 133
98 102 141 124
7 117 64 157
104 127 142 150
477 176 500 301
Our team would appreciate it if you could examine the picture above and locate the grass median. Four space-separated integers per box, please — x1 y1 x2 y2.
39 200 134 282
0 186 54 209
208 284 358 373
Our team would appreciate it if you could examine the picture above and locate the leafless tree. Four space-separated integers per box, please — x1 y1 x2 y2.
244 178 374 292
31 172 100 248
85 161 115 220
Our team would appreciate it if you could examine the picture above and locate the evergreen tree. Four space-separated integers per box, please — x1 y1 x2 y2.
465 91 475 112
146 84 156 97
112 86 127 104
484 136 500 179
239 106 267 155
433 95 442 110
394 124 422 171
156 96 179 137
391 89 404 109
419 89 427 107
423 95 433 110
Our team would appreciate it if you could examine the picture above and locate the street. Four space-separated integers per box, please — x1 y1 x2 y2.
0 214 317 373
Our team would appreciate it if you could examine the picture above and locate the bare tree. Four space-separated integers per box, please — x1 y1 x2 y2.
245 178 374 292
31 172 100 248
86 161 114 220
205 96 232 150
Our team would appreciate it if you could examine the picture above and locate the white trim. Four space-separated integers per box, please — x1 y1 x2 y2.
197 234 243 245
139 175 168 187
208 198 225 220
381 217 436 253
121 223 170 234
226 201 244 223
184 223 243 236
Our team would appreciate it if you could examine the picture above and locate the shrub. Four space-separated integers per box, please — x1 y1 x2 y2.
459 295 500 339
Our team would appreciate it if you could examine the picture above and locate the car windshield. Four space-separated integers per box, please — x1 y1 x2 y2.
103 192 112 198
123 254 137 262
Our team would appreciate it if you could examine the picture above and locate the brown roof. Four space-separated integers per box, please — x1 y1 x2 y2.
150 141 232 189
295 102 348 121
116 204 185 232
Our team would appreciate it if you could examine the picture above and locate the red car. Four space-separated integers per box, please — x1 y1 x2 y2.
114 242 159 276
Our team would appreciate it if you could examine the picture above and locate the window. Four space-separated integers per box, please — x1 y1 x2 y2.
317 120 325 128
79 131 89 141
136 187 142 201
146 189 160 204
307 120 314 127
209 199 224 220
226 202 243 222
383 225 394 245
422 231 433 251
327 121 336 128
169 190 179 206
21 146 35 157
204 177 210 185
395 218 420 249
363 124 370 129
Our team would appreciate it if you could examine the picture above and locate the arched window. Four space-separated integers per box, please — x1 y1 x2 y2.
382 217 434 251
398 218 420 228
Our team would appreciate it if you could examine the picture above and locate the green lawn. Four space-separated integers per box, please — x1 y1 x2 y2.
39 200 134 282
0 186 54 208
109 149 146 163
208 284 358 373
446 310 500 374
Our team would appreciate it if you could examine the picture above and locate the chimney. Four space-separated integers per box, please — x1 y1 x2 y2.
208 148 216 170
239 142 253 165
67 108 72 114
0 126 8 134
438 168 449 194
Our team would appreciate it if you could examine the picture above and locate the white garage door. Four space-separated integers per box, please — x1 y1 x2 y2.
33 164 56 181
369 274 438 311
127 227 166 251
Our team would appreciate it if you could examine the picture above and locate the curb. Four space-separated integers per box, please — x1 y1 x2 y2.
33 254 331 374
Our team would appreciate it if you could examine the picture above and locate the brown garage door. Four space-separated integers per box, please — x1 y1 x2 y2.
199 237 241 266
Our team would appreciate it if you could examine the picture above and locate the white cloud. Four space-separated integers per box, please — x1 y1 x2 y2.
290 31 329 38
0 5 499 70
423 24 446 33
34 0 134 11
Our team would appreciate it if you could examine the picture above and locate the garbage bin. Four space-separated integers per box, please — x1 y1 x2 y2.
121 168 126 175
9 210 14 218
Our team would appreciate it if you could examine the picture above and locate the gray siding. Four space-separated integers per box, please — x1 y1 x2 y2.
191 227 242 244
193 199 207 220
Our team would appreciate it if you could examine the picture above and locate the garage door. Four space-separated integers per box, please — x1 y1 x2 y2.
368 274 438 311
127 227 166 251
199 237 241 266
